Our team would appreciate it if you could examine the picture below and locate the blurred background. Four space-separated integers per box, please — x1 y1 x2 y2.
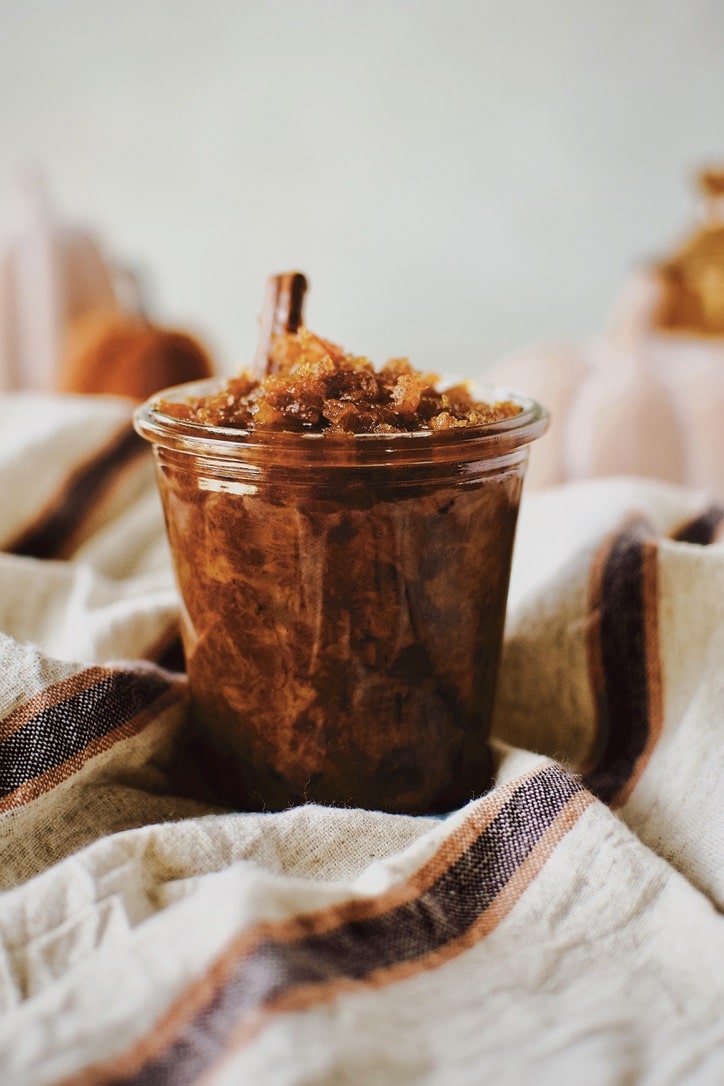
1 0 723 378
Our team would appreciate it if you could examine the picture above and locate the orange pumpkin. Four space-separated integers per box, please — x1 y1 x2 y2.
58 310 215 402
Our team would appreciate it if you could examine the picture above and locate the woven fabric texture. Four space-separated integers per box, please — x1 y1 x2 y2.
0 391 722 1085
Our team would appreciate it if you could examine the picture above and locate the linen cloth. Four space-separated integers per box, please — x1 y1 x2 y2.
0 390 723 1085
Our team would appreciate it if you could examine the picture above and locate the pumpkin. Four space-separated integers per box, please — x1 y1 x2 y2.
57 310 215 402
490 170 724 502
0 175 120 392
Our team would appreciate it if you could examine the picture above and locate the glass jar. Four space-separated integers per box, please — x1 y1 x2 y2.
135 379 548 814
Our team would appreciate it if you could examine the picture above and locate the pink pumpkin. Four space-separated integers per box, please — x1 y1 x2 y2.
0 174 122 392
490 170 724 503
490 279 724 501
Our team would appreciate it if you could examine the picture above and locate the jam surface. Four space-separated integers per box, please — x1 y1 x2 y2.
159 329 521 434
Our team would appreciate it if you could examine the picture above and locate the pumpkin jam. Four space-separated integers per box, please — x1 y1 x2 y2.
159 327 522 433
140 328 544 814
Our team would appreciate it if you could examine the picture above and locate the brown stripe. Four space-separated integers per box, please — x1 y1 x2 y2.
582 518 663 807
581 533 609 776
262 790 594 1016
224 791 595 1061
64 766 526 1085
0 666 110 742
0 668 184 813
4 422 147 559
0 684 182 814
61 763 591 1086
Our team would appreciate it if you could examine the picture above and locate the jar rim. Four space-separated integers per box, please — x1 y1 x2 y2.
133 377 550 465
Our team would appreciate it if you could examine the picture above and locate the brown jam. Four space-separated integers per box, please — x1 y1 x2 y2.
159 328 522 435
139 330 544 814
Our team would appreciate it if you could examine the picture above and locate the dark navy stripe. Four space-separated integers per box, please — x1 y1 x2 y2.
5 425 147 559
584 519 654 805
112 764 584 1086
672 505 724 546
0 669 173 797
155 635 186 674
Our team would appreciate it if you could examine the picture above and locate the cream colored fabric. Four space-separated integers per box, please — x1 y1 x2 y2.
0 391 722 1085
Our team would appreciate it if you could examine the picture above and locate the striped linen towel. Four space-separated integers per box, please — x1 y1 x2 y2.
0 391 723 1085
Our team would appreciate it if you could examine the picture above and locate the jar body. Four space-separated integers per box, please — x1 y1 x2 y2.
154 448 525 813
136 378 548 814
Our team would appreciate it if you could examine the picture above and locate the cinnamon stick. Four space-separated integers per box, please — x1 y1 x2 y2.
253 272 308 377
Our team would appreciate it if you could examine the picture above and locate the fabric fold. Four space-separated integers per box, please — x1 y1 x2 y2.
0 392 722 1084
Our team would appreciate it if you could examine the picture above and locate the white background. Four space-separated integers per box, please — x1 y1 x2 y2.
1 0 723 378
